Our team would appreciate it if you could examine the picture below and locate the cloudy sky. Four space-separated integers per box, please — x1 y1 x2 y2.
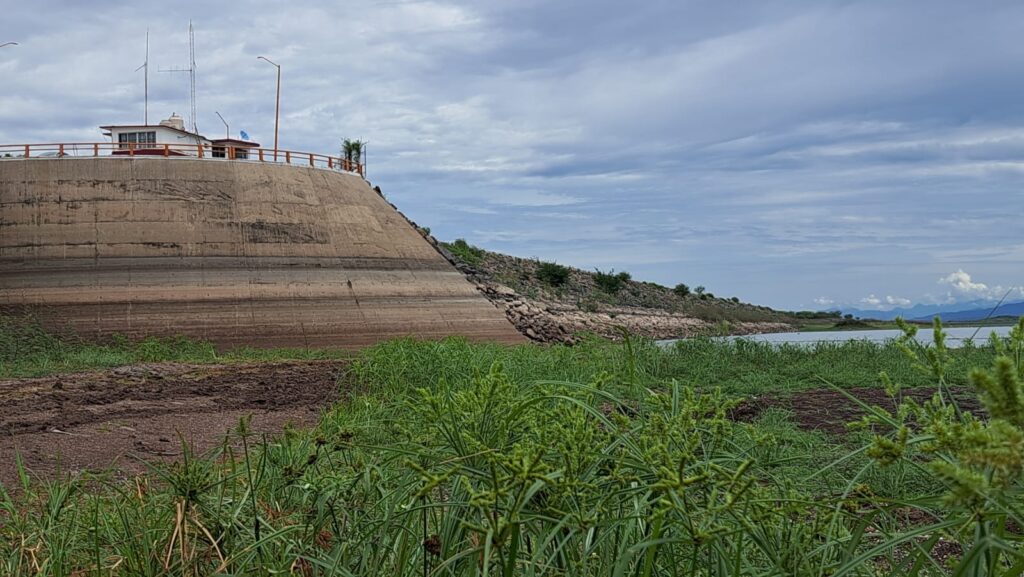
2 0 1023 310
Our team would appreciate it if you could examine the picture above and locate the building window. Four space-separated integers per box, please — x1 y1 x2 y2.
118 131 157 148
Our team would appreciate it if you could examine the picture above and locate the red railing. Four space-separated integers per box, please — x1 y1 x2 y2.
0 142 364 176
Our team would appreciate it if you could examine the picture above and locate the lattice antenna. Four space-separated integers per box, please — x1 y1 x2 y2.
159 21 200 138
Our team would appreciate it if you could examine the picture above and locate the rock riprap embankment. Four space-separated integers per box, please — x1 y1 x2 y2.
418 235 794 343
477 282 790 343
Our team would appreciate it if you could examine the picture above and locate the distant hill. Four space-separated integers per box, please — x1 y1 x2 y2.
841 300 1024 322
912 301 1024 322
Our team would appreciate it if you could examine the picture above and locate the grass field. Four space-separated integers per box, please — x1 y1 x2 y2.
1 316 1022 575
0 314 352 379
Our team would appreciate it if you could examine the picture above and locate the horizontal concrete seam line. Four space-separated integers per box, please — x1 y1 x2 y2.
0 295 497 305
0 257 452 267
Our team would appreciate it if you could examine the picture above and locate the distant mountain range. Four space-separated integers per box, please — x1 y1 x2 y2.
838 300 1024 322
915 301 1024 322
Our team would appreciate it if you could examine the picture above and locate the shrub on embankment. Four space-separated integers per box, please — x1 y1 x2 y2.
1 318 1023 575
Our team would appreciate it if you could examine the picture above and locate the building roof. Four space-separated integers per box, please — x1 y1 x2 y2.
211 138 261 148
99 123 209 141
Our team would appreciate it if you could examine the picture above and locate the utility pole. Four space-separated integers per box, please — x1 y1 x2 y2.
258 56 281 161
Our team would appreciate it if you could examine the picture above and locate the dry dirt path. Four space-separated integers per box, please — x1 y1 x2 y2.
0 360 347 488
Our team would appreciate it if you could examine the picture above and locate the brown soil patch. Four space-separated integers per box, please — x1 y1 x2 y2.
0 360 347 487
734 386 981 436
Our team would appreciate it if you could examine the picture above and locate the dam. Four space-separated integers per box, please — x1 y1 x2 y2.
0 152 524 348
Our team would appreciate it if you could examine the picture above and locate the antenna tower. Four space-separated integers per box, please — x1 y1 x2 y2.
134 30 149 124
188 21 197 134
160 21 199 136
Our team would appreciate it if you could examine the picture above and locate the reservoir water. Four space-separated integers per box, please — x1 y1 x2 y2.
660 325 1016 348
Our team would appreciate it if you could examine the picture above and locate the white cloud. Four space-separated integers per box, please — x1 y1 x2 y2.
940 269 989 295
856 294 911 310
860 294 882 307
937 269 1023 301
449 205 498 215
489 190 582 207
813 296 834 306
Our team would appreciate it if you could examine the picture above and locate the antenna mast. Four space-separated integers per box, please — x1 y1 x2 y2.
160 21 199 138
188 21 197 135
135 30 149 125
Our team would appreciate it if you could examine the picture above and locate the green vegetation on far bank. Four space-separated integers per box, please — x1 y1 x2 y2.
796 315 1024 332
2 317 1024 575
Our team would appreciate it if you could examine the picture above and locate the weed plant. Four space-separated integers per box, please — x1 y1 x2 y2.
443 239 485 266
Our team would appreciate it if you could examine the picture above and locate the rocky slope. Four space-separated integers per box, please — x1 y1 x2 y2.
432 238 795 343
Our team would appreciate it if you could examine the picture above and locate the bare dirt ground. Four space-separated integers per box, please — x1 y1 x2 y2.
0 360 347 488
733 386 981 436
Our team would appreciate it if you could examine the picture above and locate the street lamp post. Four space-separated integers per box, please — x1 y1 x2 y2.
0 42 18 49
257 56 281 161
215 111 230 139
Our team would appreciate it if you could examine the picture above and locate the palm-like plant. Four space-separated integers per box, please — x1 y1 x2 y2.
341 138 364 168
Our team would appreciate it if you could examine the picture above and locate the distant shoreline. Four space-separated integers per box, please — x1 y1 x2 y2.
797 316 1020 332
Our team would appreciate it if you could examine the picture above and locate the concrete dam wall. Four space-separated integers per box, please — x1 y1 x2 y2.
0 158 524 348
